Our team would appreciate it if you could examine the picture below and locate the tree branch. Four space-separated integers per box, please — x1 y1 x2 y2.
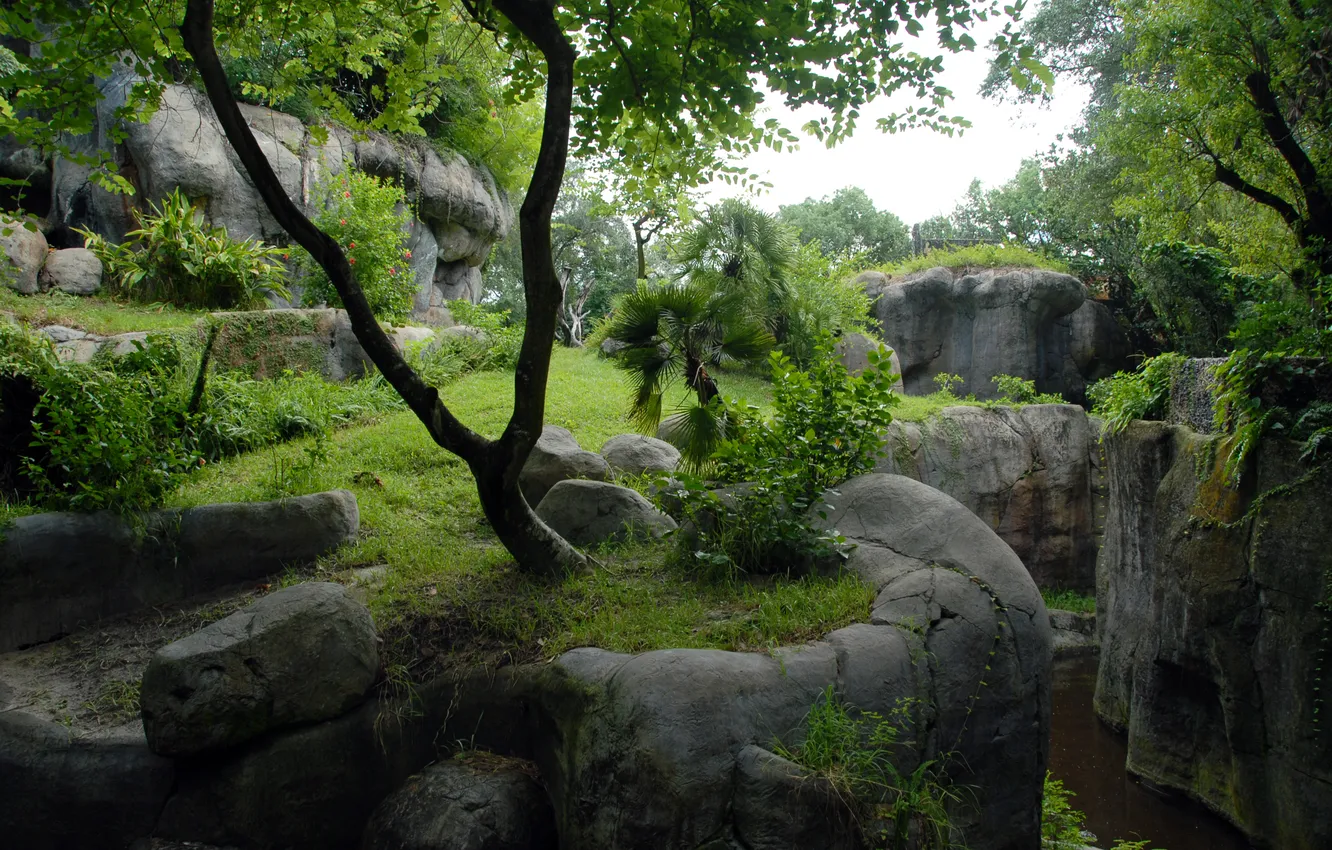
1197 136 1303 229
1245 70 1324 203
178 0 488 463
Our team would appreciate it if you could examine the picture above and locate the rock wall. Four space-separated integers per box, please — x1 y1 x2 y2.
1095 421 1332 849
858 267 1130 404
877 404 1103 593
3 66 510 321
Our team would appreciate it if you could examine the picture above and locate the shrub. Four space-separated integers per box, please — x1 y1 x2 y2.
1087 353 1185 434
298 168 416 322
1134 242 1247 356
80 189 290 309
991 374 1064 405
1042 773 1087 849
883 243 1070 276
781 242 874 367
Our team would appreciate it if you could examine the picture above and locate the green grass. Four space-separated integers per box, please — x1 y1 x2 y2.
1041 588 1096 614
0 289 209 335
882 243 1071 277
170 348 866 672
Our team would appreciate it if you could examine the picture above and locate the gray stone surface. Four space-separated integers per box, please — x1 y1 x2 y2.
731 745 860 850
519 426 610 507
39 324 86 343
858 266 1130 403
1048 610 1097 656
1095 421 1332 849
0 219 48 294
1167 357 1225 434
37 247 102 294
877 403 1100 592
362 759 557 850
833 330 905 393
535 479 677 546
141 582 378 756
600 433 681 477
0 490 360 652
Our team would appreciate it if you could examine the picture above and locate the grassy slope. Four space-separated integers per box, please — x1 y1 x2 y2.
172 348 870 673
0 289 208 335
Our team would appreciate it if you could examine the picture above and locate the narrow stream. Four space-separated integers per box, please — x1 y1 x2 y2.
1049 655 1255 850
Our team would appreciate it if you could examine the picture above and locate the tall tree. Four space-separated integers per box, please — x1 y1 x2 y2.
4 0 1036 574
779 186 911 264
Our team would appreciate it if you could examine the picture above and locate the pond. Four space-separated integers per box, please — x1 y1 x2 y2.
1050 654 1254 850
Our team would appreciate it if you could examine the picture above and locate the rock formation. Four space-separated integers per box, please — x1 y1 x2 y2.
857 267 1130 404
535 479 677 545
1096 421 1332 849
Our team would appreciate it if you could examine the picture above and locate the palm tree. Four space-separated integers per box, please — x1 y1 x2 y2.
602 280 773 468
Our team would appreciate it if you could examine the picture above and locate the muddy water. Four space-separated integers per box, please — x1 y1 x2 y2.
1050 655 1254 850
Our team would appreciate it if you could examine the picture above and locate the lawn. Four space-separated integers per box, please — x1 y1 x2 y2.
0 289 210 335
171 347 870 678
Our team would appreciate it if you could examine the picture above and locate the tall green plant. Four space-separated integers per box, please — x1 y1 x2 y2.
80 189 289 309
297 168 416 322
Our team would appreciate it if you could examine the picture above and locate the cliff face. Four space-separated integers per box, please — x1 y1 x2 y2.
1095 421 1332 850
3 67 511 320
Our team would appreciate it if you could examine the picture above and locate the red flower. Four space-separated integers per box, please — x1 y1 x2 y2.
348 241 356 249
403 249 413 259
340 218 347 226
348 257 356 265
281 253 289 260
344 191 351 198
199 458 206 466
388 267 396 275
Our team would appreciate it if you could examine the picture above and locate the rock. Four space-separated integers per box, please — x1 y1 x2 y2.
37 247 103 295
600 434 681 476
362 758 557 850
833 330 905 393
859 266 1130 403
599 338 626 358
107 331 151 356
0 220 48 294
1095 422 1332 849
420 305 456 328
208 309 375 381
877 404 1100 593
393 326 436 350
141 582 379 757
731 745 860 850
1167 357 1226 434
535 479 677 546
0 489 361 652
433 260 483 303
1048 610 1096 656
518 426 610 507
54 338 99 364
39 324 87 343
0 711 175 850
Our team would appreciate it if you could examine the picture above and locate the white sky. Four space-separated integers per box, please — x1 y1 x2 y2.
703 16 1090 225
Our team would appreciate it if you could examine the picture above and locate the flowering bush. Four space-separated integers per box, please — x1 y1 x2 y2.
298 167 417 322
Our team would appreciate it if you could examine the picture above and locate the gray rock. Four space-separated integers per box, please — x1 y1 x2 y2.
362 759 557 850
54 338 100 364
107 331 151 357
600 433 681 476
1095 422 1332 849
0 489 361 652
38 247 103 295
393 326 436 351
434 260 483 303
833 330 905 393
535 479 677 546
141 582 379 757
519 425 610 507
39 324 87 343
859 266 1129 403
0 219 48 294
877 403 1100 593
1048 610 1097 656
1167 357 1226 434
731 745 860 850
599 338 627 358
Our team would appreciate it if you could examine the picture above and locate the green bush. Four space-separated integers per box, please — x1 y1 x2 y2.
781 242 874 367
298 168 416 322
1134 242 1247 356
671 334 898 577
883 243 1070 276
80 189 290 309
1042 772 1088 849
1088 353 1185 434
991 374 1065 405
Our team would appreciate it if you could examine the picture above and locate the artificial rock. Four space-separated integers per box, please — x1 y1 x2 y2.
535 479 677 546
518 426 610 507
599 433 681 477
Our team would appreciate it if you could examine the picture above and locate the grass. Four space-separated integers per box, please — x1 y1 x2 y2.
1041 588 1096 614
170 348 869 675
882 243 1071 277
0 288 209 335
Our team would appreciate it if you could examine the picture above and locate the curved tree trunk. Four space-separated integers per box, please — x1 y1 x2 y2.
179 0 585 575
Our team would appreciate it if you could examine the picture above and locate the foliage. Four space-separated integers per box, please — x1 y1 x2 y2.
550 180 638 345
1133 242 1251 357
79 189 288 310
1211 350 1332 484
991 375 1064 405
1042 773 1088 848
779 187 911 266
602 280 774 467
0 289 208 336
407 302 525 388
1088 354 1186 434
883 243 1070 277
297 168 415 322
671 337 898 578
774 687 963 850
1041 588 1095 614
781 243 875 367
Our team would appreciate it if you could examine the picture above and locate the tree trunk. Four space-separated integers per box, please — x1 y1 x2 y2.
179 0 585 575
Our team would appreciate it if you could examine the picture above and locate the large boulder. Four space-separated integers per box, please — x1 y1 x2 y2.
362 758 558 850
37 247 102 295
0 220 48 294
535 479 677 546
600 433 681 477
519 426 610 507
877 404 1100 593
1095 421 1332 850
140 582 379 757
534 474 1051 850
833 330 905 393
0 489 361 652
858 266 1129 404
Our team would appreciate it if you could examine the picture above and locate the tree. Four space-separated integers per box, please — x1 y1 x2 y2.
550 184 636 346
4 0 1035 574
779 187 910 265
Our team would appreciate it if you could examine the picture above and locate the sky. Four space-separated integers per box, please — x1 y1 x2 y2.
703 17 1091 226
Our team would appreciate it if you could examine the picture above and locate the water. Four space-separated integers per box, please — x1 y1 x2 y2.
1049 655 1255 850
